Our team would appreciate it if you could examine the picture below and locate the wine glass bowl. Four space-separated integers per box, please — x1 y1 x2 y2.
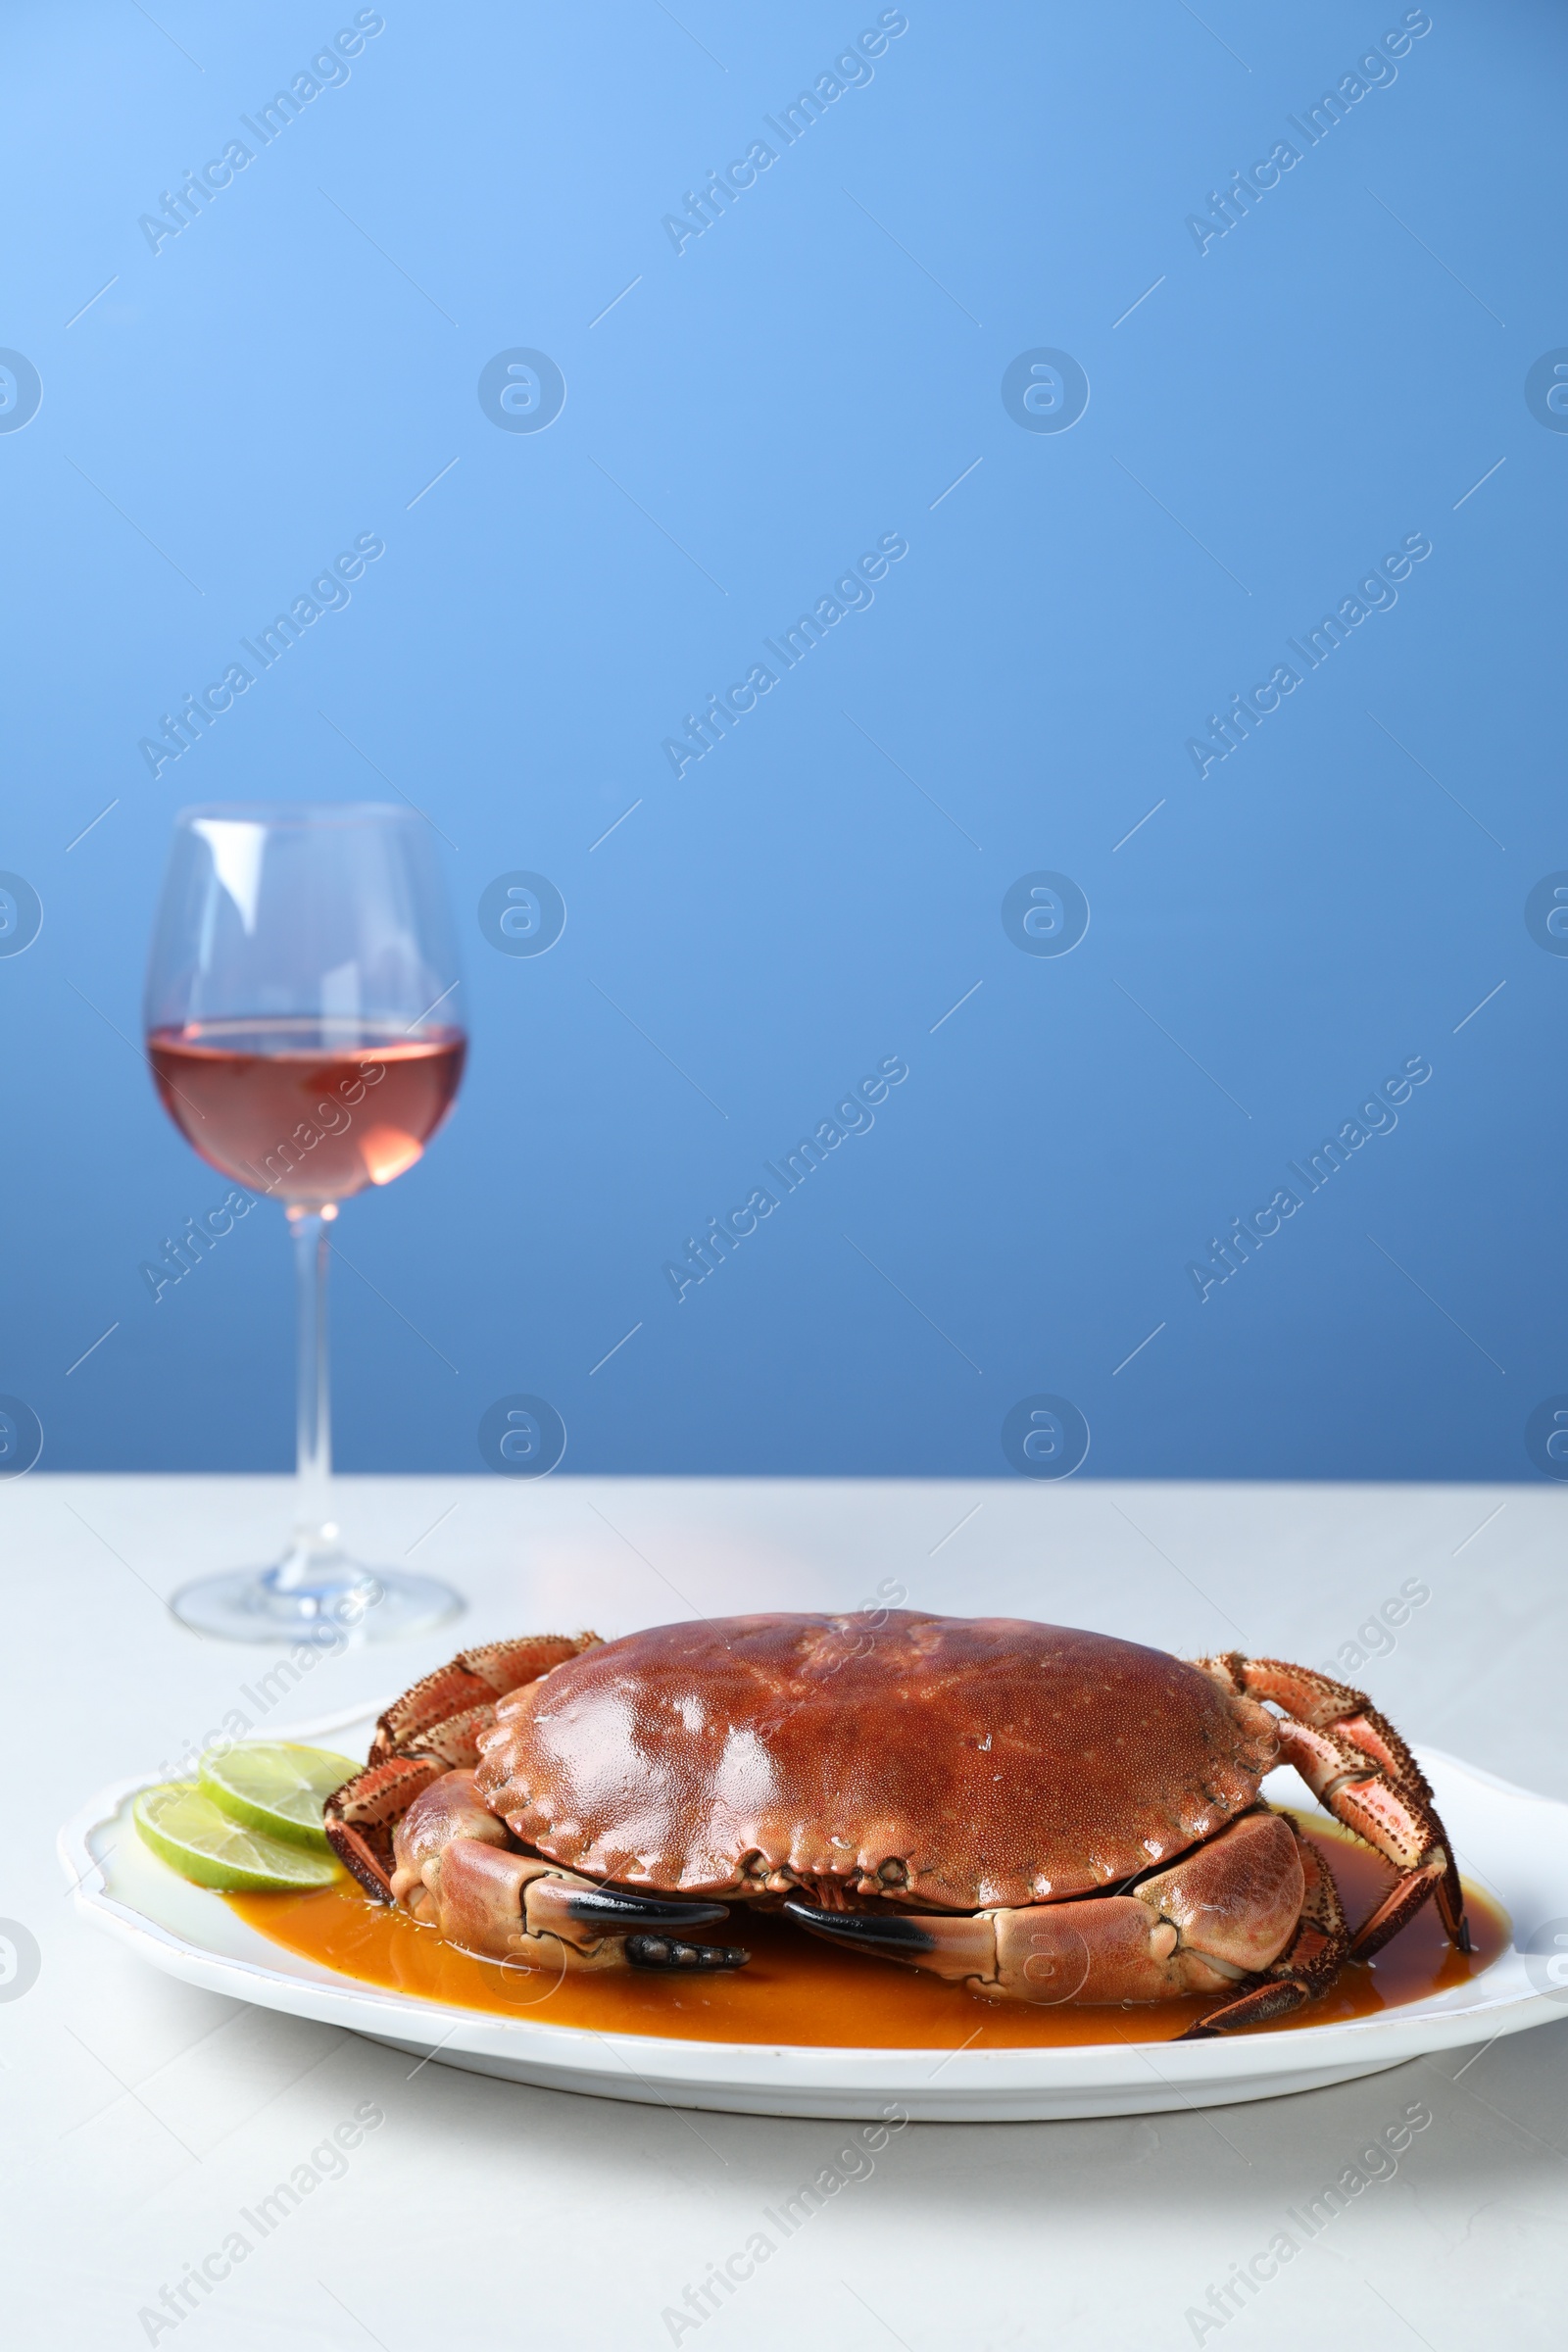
144 804 466 1644
146 1019 466 1205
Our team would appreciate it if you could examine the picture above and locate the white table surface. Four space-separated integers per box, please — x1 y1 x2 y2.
9 1472 1566 2351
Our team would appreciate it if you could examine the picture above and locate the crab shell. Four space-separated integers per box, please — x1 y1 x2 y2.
472 1612 1282 1911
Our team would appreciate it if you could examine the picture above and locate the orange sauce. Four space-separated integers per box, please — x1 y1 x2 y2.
228 1818 1507 2050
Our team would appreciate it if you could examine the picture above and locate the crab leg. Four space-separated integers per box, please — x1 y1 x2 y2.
368 1633 600 1765
1194 1653 1468 1954
784 1809 1333 2014
325 1752 449 1899
327 1634 607 1895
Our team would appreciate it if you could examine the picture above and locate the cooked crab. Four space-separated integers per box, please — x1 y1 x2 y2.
323 1613 1468 2035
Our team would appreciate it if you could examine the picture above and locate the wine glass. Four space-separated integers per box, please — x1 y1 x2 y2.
144 803 467 1644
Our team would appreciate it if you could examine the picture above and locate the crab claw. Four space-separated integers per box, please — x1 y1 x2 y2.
625 1933 751 1971
558 1886 731 1932
429 1841 750 1974
784 1897 998 1981
783 1812 1329 2014
783 1900 951 1961
382 1772 751 1975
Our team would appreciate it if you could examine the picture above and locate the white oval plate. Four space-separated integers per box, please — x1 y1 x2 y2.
59 1703 1568 2122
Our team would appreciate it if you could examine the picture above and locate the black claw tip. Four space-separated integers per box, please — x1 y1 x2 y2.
781 1897 937 1954
1456 1917 1473 1954
625 1934 751 1972
565 1886 730 1931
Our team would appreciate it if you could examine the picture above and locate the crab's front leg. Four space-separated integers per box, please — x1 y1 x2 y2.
392 1769 750 1976
785 1810 1346 2032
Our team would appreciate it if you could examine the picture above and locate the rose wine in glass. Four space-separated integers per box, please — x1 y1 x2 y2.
145 804 467 1643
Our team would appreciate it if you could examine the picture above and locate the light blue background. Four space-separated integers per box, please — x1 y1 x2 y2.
1 0 1562 1483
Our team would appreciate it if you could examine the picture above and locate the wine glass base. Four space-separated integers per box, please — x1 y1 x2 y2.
169 1565 464 1647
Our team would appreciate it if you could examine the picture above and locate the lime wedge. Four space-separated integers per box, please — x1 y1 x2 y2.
197 1741 361 1851
134 1782 344 1892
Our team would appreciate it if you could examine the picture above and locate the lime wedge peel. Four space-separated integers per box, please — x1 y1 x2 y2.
197 1741 361 1851
133 1781 344 1893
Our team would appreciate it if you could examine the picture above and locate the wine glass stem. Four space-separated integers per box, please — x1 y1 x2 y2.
282 1204 338 1582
